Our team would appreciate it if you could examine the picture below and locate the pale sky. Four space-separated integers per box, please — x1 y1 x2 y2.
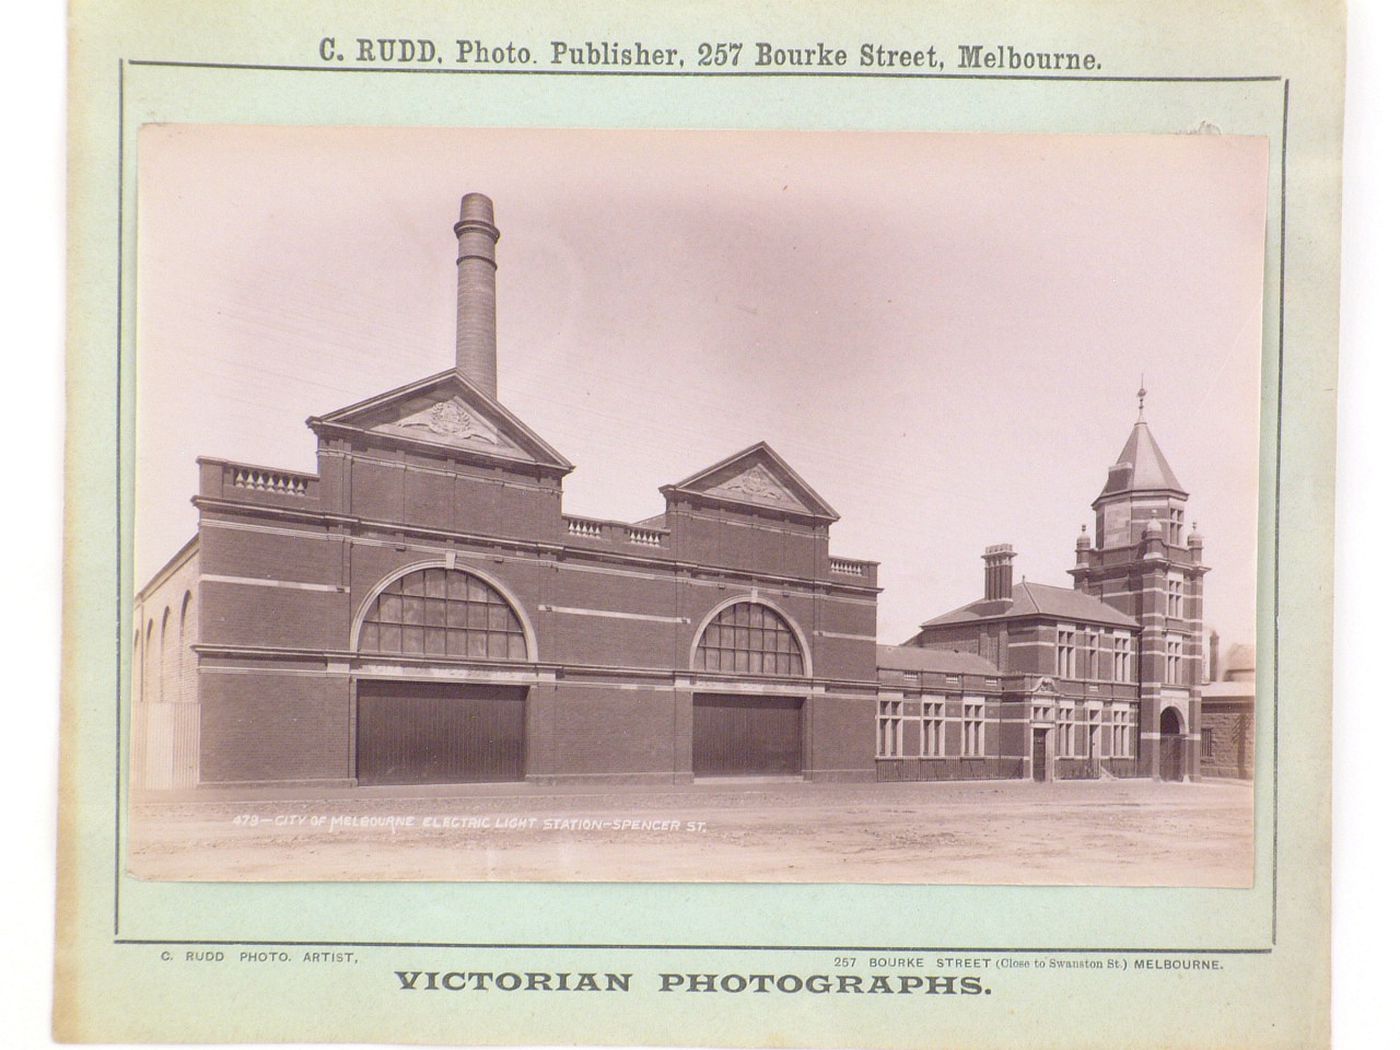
135 126 1267 650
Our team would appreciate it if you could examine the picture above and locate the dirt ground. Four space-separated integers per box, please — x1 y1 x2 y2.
127 777 1255 886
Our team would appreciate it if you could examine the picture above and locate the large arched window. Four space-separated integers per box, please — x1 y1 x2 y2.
695 601 805 676
357 567 528 660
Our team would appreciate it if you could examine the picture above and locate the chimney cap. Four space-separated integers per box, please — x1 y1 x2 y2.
459 192 495 224
983 543 1015 556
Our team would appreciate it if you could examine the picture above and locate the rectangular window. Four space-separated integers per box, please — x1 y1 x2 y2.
1057 704 1075 757
1113 635 1133 682
1166 636 1184 685
877 700 902 758
1110 707 1132 758
1056 628 1076 678
1201 727 1214 759
962 700 985 757
1082 630 1099 680
921 700 946 757
1169 507 1185 546
1168 577 1184 619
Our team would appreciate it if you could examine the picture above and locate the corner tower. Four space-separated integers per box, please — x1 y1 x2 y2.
1068 388 1208 780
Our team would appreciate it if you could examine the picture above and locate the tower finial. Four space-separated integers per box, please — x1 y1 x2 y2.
1136 376 1147 422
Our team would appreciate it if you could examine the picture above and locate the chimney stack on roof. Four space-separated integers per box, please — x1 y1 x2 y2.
453 192 500 398
982 544 1016 602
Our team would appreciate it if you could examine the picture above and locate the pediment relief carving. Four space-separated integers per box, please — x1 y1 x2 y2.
703 462 805 511
373 396 527 456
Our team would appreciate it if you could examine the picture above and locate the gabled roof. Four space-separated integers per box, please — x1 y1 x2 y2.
1097 418 1186 502
920 580 1138 630
307 369 573 475
877 644 1000 676
661 441 839 523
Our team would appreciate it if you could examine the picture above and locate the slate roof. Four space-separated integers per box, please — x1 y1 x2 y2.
1098 419 1186 500
919 580 1139 630
876 645 1000 676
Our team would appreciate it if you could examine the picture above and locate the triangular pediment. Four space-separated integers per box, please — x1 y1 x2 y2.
377 395 521 454
663 442 839 522
307 369 573 474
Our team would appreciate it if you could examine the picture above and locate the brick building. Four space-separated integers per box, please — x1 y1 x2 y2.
133 192 1221 791
883 391 1210 783
132 193 880 790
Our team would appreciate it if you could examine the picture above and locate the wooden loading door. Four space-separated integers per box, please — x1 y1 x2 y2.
356 681 526 785
693 694 803 777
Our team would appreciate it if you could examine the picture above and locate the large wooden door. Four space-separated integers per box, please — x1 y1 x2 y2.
1032 728 1048 782
693 694 803 777
356 681 526 785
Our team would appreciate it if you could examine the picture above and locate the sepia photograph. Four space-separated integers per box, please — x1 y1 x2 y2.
127 125 1267 886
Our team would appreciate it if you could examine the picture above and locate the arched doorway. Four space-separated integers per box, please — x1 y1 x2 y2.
353 565 532 785
1159 707 1185 782
690 600 808 777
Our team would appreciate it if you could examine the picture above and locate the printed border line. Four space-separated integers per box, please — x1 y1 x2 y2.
115 938 1270 955
1272 77 1289 947
126 58 1282 83
114 56 125 938
111 58 1288 956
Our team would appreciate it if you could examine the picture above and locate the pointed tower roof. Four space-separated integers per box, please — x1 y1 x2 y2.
1095 387 1186 503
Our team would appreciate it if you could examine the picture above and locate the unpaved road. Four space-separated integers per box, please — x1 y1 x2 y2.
128 778 1254 886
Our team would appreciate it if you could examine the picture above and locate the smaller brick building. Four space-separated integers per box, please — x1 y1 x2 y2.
885 389 1211 783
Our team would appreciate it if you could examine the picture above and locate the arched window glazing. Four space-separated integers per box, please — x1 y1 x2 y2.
358 568 528 660
695 602 804 676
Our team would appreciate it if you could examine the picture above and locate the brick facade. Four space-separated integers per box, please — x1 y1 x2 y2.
133 194 1232 792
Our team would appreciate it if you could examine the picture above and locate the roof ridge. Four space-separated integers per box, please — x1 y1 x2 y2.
1020 579 1042 614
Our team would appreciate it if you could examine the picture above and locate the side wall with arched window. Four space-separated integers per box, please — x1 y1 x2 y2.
132 543 200 791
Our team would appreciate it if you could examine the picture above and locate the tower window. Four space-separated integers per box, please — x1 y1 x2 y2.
1166 636 1184 685
1168 577 1184 618
1169 507 1185 546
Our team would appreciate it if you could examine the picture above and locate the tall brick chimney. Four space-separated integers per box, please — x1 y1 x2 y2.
982 544 1015 601
453 192 500 397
